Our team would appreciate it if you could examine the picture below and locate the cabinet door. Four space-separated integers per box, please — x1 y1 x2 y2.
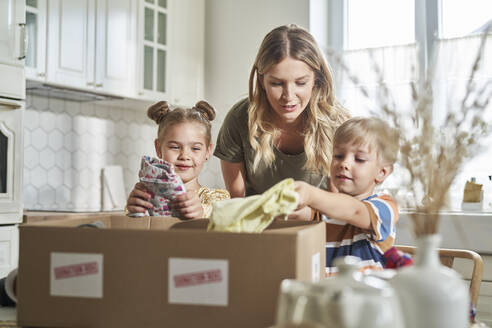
95 0 137 96
0 102 24 224
137 0 170 99
0 225 18 278
25 0 47 81
0 0 26 100
168 0 204 106
46 0 95 88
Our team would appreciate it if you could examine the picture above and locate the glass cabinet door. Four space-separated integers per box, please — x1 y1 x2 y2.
141 0 168 95
25 0 46 80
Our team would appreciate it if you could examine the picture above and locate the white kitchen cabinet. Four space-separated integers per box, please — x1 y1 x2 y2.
0 0 26 100
46 0 95 88
136 0 204 106
0 225 18 278
25 0 47 81
46 0 136 96
0 101 24 223
94 0 137 95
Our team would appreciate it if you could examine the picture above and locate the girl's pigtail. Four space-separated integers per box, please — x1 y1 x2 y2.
194 101 216 121
147 101 171 124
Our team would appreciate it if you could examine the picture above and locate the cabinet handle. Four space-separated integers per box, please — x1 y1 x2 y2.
87 82 94 86
138 91 144 96
37 72 46 77
18 23 27 60
95 83 103 88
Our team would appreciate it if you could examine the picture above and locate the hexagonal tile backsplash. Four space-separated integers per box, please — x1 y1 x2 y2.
24 92 225 211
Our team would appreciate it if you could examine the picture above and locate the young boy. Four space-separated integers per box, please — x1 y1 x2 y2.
294 117 400 275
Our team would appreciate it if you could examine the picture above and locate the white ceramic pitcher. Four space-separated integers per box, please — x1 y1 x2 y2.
275 256 405 328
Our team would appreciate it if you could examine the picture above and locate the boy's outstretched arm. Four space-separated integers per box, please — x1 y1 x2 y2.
294 181 372 230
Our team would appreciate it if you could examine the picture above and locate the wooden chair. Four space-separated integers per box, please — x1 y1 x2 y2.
396 245 484 308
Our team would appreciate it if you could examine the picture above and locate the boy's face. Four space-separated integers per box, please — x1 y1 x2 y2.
330 141 390 200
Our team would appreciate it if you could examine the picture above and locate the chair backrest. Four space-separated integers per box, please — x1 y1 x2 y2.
395 245 484 307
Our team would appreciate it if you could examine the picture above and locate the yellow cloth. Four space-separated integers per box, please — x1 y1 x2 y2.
208 178 299 233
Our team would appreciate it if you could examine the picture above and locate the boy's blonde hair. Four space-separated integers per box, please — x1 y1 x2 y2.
334 117 399 165
147 100 216 144
248 24 350 176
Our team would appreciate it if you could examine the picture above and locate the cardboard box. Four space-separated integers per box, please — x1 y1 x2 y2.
17 215 325 328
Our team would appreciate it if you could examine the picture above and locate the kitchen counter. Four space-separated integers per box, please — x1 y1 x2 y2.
396 210 492 254
23 211 125 224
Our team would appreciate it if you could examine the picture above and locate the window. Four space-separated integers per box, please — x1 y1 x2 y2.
440 0 492 39
328 0 492 211
346 0 414 49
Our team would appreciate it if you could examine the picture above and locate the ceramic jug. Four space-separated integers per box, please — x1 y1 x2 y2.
275 256 405 328
319 256 405 328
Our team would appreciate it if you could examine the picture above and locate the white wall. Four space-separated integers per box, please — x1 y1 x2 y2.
202 0 312 188
204 0 310 111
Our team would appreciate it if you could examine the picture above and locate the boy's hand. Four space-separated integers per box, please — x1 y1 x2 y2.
126 182 154 214
293 180 313 209
287 206 312 221
171 191 204 220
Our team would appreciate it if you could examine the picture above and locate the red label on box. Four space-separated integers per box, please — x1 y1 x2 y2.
173 269 222 288
54 261 99 280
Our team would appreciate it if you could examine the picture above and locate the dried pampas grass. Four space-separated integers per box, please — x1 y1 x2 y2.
328 32 492 236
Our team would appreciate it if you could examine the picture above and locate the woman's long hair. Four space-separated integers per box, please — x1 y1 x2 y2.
248 24 350 175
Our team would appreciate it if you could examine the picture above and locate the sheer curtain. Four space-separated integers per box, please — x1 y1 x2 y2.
330 34 492 211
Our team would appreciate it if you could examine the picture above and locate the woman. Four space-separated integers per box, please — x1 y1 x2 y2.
214 24 350 198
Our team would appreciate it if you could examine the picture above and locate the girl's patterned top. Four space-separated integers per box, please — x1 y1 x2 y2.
196 186 230 218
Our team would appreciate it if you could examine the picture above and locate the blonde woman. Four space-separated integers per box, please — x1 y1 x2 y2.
215 24 350 199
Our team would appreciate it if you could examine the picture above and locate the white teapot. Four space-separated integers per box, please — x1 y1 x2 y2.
275 256 405 328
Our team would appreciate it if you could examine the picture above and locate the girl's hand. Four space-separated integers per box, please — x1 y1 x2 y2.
171 191 204 220
126 182 154 214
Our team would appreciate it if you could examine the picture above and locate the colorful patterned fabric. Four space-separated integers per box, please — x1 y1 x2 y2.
138 156 186 217
321 194 398 275
382 246 414 269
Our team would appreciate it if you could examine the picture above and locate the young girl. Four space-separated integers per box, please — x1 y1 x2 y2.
126 100 230 219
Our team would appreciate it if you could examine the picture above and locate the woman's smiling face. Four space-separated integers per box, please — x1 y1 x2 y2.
262 56 315 125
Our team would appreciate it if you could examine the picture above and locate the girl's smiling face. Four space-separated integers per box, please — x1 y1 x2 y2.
262 56 315 126
155 121 212 189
